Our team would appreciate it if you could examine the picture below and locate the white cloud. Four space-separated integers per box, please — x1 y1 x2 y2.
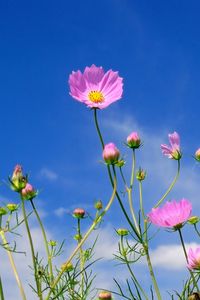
150 242 199 270
38 167 58 181
54 206 69 217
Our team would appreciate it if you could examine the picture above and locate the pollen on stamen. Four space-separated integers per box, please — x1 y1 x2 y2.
88 90 104 103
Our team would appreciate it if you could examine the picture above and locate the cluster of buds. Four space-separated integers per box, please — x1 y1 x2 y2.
10 165 37 201
98 291 112 300
0 203 18 216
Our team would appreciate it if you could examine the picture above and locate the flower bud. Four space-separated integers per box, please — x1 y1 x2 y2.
127 132 141 149
98 291 112 300
195 148 200 162
188 216 200 225
10 165 27 192
49 240 57 247
6 203 18 212
116 159 125 167
94 200 103 210
61 261 73 272
0 207 7 216
74 234 82 241
103 143 120 165
188 293 200 300
21 183 37 200
116 228 129 236
136 168 146 181
73 208 85 219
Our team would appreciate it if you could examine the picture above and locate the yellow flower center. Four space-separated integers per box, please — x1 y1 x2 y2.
88 90 104 103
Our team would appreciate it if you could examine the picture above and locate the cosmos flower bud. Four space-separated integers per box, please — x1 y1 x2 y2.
0 207 7 216
61 261 73 272
116 228 129 236
73 208 85 219
188 293 200 300
136 168 146 181
21 183 37 200
188 216 200 225
195 148 200 162
98 291 112 300
6 203 18 212
94 200 103 210
127 132 141 149
103 143 120 165
10 165 27 192
74 234 82 241
49 240 57 247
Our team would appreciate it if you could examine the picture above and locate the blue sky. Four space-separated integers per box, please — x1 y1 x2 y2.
1 0 200 299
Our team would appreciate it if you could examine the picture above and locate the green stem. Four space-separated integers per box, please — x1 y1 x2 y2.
0 231 26 300
120 236 149 300
144 246 162 300
93 109 141 240
45 175 117 300
21 200 42 300
154 160 180 208
77 218 84 297
30 200 54 283
0 276 5 300
130 150 135 189
177 228 199 292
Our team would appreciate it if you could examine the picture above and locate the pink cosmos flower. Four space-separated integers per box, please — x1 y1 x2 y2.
103 143 120 165
68 64 123 109
161 131 181 160
147 199 192 228
187 247 200 270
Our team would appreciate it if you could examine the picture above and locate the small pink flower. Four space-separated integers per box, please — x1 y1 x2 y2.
68 64 123 109
21 183 37 200
195 148 200 162
147 199 192 228
73 208 85 219
127 132 141 149
11 165 27 192
103 143 120 165
98 291 112 300
187 247 200 270
161 131 181 160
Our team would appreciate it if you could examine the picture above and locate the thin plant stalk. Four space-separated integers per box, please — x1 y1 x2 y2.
77 218 84 297
0 276 4 300
120 236 149 300
0 230 26 300
21 199 42 300
93 109 141 240
154 160 180 208
45 174 117 300
30 199 54 283
177 228 199 292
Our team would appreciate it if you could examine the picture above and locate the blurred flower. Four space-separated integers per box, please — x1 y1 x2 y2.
103 143 120 165
10 165 27 192
188 293 200 300
116 228 129 236
187 247 200 270
161 132 181 160
94 200 103 210
98 291 112 300
147 199 192 229
6 203 18 212
73 208 85 219
188 216 200 225
136 168 146 181
61 261 74 272
195 148 200 162
127 132 141 149
49 240 57 247
68 64 123 109
0 207 7 216
21 183 37 200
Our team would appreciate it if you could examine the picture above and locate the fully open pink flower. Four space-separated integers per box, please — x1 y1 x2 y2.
187 247 200 270
68 64 123 109
147 199 192 228
161 131 181 160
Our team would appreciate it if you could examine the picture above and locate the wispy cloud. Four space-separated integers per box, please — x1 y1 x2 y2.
38 167 58 181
